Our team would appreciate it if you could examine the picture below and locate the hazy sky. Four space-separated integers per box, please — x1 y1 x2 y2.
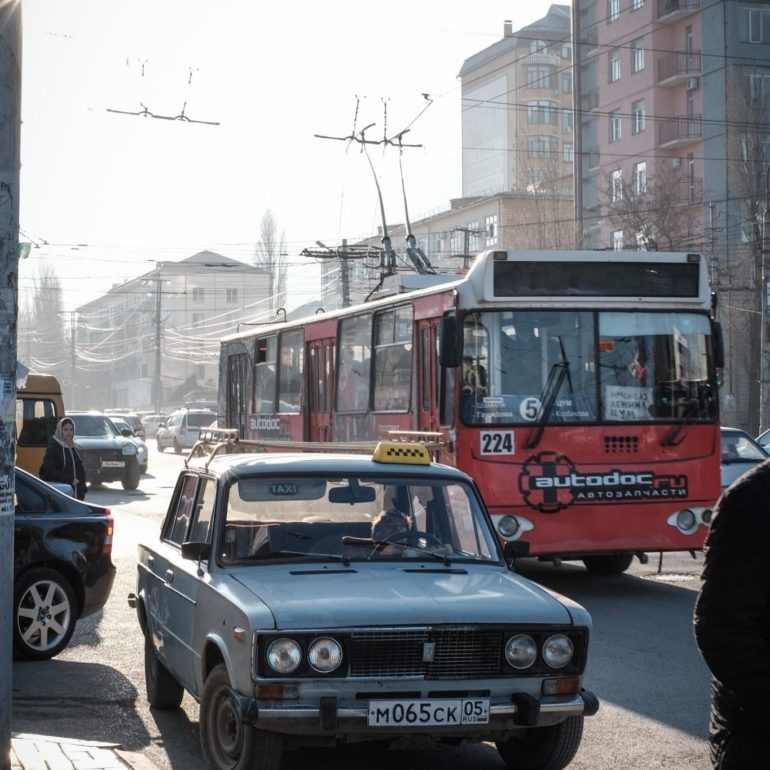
19 0 560 311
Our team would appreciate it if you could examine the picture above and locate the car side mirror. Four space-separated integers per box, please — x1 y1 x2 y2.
181 541 211 562
439 314 463 368
503 540 530 560
120 428 134 438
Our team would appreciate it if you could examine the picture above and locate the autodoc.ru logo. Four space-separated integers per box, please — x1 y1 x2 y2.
519 451 688 513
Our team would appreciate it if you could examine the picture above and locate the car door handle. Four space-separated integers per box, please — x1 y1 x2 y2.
165 569 174 584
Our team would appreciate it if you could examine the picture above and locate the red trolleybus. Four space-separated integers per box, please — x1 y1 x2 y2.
219 250 722 573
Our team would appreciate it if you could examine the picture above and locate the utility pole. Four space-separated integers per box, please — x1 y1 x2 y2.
452 226 483 270
0 4 22 768
340 238 350 308
154 275 162 413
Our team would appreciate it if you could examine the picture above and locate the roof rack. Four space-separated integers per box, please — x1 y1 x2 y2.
186 428 446 471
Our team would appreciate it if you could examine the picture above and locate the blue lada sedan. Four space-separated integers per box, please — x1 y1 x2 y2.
130 436 598 770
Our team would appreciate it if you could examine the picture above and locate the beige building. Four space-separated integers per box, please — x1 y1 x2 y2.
73 251 271 410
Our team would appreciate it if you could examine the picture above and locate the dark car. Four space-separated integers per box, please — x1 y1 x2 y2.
721 426 768 491
13 467 116 660
67 411 142 490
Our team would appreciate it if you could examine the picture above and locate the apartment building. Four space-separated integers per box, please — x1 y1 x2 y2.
73 251 271 410
573 0 770 429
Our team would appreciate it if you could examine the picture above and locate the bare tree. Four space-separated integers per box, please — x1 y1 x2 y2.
254 210 287 312
18 262 67 373
605 161 701 251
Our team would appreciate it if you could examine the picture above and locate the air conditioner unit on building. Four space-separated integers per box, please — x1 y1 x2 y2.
687 77 699 91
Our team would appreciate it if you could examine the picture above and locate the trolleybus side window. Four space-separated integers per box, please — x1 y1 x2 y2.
337 314 372 414
373 306 413 412
277 330 304 413
255 336 277 414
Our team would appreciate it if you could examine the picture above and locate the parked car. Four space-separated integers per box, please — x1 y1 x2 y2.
109 416 149 474
756 427 770 453
156 408 216 454
67 411 142 490
141 413 166 439
721 426 768 491
13 467 115 660
105 411 146 440
130 436 598 770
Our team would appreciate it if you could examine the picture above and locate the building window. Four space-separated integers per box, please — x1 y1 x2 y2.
527 135 558 158
192 287 204 303
633 161 647 196
687 153 696 201
527 100 557 124
450 229 460 254
530 39 548 54
485 215 498 247
563 143 574 162
562 74 572 93
609 110 622 143
632 39 645 73
608 0 620 23
610 169 623 202
739 9 770 44
612 231 624 250
226 288 238 303
609 50 621 83
468 221 480 252
631 0 644 10
562 44 572 59
632 100 646 134
527 66 556 89
562 108 573 133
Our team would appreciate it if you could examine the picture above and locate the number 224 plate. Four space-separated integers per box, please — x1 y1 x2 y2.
368 698 489 727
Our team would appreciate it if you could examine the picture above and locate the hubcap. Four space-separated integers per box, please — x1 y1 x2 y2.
17 580 71 652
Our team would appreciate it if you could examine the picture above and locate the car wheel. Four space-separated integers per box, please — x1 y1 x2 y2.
157 438 164 453
496 716 584 770
122 461 141 490
173 439 182 455
144 632 184 709
582 554 634 575
200 663 282 770
140 464 148 474
13 568 77 661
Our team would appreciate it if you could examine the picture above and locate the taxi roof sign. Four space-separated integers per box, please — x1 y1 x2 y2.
372 441 431 466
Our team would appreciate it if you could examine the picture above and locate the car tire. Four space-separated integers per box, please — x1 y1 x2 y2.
582 554 634 575
122 461 141 490
157 438 164 453
13 568 77 661
144 633 184 709
140 464 148 474
496 716 584 770
200 663 283 770
173 439 182 455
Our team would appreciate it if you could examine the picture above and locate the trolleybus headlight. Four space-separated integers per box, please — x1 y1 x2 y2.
266 638 302 674
307 637 342 673
542 634 574 669
505 634 538 669
701 509 713 524
497 515 520 538
677 509 697 532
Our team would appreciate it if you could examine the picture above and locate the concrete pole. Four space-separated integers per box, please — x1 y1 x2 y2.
0 4 22 768
340 238 350 308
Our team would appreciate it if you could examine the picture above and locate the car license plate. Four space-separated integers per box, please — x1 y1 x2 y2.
101 461 125 468
367 698 489 727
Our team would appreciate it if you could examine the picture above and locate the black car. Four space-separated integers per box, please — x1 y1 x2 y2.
67 411 141 490
13 467 116 660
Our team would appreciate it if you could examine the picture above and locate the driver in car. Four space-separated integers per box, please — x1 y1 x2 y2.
371 509 411 556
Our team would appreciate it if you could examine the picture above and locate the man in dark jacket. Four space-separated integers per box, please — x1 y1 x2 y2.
694 460 770 767
39 417 88 500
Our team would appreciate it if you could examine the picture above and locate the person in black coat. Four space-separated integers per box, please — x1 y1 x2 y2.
694 459 770 767
39 417 88 500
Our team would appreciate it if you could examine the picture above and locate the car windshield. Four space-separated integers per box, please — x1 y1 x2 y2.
721 431 767 462
71 415 119 437
220 475 500 565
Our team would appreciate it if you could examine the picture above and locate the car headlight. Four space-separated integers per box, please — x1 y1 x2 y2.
266 638 302 674
542 634 574 669
505 634 538 669
307 637 342 673
121 444 137 456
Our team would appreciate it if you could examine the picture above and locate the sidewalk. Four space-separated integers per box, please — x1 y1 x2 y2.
10 734 161 770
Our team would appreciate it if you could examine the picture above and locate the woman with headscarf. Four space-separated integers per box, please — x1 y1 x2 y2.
40 417 88 499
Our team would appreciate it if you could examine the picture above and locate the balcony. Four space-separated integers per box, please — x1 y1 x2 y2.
658 115 702 147
521 51 560 67
658 51 701 85
657 0 700 22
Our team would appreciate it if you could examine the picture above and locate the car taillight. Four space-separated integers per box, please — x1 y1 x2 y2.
103 512 114 554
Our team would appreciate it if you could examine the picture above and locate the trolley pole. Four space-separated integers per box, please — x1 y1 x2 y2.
0 4 22 767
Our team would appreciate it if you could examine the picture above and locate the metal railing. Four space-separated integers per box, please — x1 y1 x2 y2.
658 115 702 145
658 51 701 82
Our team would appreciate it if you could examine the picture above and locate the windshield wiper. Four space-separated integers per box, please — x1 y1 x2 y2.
661 398 704 447
368 540 452 566
246 549 351 566
524 336 571 450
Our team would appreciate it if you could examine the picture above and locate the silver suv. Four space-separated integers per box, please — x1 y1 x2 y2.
156 408 216 454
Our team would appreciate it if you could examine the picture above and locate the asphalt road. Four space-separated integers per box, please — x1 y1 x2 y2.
11 444 712 769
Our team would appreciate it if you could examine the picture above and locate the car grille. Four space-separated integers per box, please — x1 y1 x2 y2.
82 449 124 474
347 628 502 679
